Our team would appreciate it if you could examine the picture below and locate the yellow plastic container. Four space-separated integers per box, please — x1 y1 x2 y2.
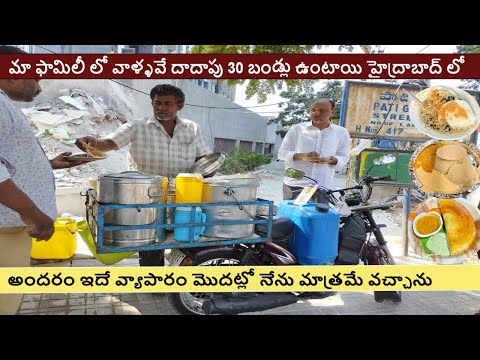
175 173 203 204
161 176 168 204
31 218 78 260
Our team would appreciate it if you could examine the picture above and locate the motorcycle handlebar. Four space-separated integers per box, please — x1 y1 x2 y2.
295 174 391 204
326 185 363 194
363 175 392 184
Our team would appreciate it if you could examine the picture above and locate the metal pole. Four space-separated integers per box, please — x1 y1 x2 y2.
402 187 411 256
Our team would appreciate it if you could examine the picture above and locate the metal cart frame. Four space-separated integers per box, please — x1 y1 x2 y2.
82 189 274 254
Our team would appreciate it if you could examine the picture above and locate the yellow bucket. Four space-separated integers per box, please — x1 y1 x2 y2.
175 173 203 204
31 217 77 260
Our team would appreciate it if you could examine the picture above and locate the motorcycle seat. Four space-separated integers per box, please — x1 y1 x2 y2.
255 216 293 240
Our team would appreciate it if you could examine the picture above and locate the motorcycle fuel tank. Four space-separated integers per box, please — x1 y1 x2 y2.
278 200 340 265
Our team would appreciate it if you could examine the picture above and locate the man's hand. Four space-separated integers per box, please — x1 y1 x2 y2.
75 136 98 152
325 156 338 165
50 152 84 169
21 209 55 240
312 156 337 165
75 136 116 153
293 153 337 165
0 179 55 240
294 151 320 161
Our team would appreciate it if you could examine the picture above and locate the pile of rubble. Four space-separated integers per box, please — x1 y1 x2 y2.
23 87 132 188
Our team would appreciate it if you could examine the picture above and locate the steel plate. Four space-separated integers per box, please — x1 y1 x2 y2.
189 152 226 177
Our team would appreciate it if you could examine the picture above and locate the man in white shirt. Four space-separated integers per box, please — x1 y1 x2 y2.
277 98 351 300
278 98 351 200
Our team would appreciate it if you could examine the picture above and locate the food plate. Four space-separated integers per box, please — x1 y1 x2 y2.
302 156 328 162
408 197 480 264
302 156 325 162
409 85 480 140
68 153 106 162
409 139 480 198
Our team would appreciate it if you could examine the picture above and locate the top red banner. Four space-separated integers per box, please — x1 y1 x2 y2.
0 54 478 79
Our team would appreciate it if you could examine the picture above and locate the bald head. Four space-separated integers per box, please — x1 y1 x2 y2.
0 45 41 102
310 98 335 111
309 98 335 130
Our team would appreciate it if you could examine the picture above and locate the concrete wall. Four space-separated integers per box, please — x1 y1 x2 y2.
267 123 285 156
56 187 87 217
128 79 272 151
30 79 274 153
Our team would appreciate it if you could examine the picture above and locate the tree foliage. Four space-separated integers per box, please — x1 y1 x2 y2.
219 147 273 174
456 45 480 89
456 45 480 54
188 45 356 103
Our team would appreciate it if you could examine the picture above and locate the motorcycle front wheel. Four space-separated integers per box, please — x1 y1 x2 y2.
166 249 246 315
366 244 402 303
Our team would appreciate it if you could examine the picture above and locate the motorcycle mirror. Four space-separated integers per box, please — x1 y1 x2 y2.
284 168 305 180
373 154 396 166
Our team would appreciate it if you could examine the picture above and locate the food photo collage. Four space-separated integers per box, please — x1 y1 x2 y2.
407 85 480 264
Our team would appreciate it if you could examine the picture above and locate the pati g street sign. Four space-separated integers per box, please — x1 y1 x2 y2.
339 80 428 141
339 80 480 142
337 81 480 144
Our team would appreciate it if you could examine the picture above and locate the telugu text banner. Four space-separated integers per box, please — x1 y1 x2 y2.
0 54 477 79
1 265 479 293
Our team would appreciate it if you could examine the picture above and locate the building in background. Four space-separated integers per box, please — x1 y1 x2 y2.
23 44 278 156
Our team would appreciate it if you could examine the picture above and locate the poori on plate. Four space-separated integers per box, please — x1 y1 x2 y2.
67 153 106 162
78 141 106 159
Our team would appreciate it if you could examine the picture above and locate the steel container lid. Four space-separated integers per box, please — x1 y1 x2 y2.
203 174 260 187
100 171 164 183
189 152 226 178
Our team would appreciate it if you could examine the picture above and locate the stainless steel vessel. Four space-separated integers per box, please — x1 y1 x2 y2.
97 171 166 247
201 175 260 239
165 178 176 231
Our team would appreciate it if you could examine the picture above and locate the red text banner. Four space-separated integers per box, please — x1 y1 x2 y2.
0 54 478 79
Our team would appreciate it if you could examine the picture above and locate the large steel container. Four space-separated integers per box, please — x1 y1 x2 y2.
201 175 260 239
97 171 167 247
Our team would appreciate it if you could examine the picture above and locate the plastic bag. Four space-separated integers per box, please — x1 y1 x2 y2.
76 220 136 265
335 214 366 265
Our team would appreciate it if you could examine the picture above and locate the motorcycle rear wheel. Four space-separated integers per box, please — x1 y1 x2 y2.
166 249 246 315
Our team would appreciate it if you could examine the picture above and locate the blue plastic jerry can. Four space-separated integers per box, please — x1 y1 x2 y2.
278 200 340 265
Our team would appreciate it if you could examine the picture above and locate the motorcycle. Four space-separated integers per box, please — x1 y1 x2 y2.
165 154 402 315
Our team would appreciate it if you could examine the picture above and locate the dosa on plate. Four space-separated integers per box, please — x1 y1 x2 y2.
439 199 476 256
